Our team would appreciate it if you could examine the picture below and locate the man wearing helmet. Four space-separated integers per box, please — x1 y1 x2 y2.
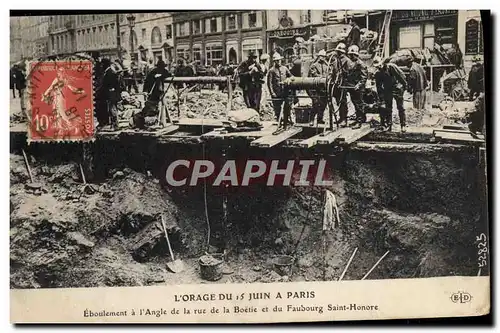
307 49 329 124
331 42 354 127
268 52 293 123
373 56 408 132
347 45 367 129
237 51 265 112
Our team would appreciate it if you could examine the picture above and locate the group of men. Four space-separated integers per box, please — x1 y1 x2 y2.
95 56 170 130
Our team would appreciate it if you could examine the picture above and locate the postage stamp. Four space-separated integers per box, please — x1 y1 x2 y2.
26 59 94 142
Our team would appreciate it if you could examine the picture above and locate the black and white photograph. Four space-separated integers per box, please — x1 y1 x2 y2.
9 9 490 323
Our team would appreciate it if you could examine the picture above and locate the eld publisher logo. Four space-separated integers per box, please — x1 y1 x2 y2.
450 292 472 304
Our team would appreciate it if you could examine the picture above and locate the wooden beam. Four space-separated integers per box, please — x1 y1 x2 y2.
434 131 484 143
250 127 303 148
316 128 350 145
175 118 225 128
154 125 180 137
337 124 374 144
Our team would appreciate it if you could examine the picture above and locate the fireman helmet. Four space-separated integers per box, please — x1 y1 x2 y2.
273 52 283 61
260 53 270 61
348 45 360 56
317 49 327 57
335 42 347 53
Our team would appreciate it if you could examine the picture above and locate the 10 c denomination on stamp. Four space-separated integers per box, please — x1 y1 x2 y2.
27 59 94 142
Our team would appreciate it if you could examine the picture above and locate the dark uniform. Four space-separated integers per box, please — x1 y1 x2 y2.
268 64 292 121
96 59 121 129
346 57 368 124
332 54 354 125
238 55 265 112
375 62 407 130
408 61 428 109
346 22 361 48
308 59 329 123
134 61 170 129
468 61 484 101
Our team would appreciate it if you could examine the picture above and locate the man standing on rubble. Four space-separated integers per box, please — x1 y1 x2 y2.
408 55 428 110
346 19 361 48
268 52 293 123
332 42 354 127
237 51 265 112
373 56 408 132
347 45 367 129
133 60 170 129
308 49 329 124
96 58 121 130
468 56 484 101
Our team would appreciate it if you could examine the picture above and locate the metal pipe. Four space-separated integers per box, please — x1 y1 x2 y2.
164 76 228 84
282 77 328 89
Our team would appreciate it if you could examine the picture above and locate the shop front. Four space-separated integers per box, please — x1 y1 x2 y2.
205 42 223 66
268 25 315 63
226 39 238 64
389 10 459 53
176 44 190 62
241 38 263 60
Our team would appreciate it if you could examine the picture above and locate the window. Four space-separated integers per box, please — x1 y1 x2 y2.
176 47 190 60
398 25 421 49
193 20 201 34
193 46 202 63
423 23 435 49
248 11 257 28
210 18 217 33
141 28 146 40
300 10 311 24
206 44 223 66
166 25 172 39
151 26 162 45
227 14 236 30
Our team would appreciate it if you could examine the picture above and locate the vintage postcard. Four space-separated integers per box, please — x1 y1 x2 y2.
10 9 490 323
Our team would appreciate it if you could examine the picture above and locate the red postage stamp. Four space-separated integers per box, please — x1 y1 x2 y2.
27 60 94 142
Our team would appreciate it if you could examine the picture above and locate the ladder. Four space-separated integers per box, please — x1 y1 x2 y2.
375 10 393 59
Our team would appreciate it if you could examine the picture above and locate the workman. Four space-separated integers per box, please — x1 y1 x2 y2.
307 49 329 124
346 19 361 48
96 58 121 130
259 53 271 108
468 56 484 101
133 60 170 129
331 42 354 127
346 45 368 129
408 55 428 110
373 56 408 132
237 51 265 112
267 52 293 124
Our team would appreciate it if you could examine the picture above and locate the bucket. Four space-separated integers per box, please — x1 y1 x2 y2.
273 255 295 276
294 107 313 124
199 254 224 281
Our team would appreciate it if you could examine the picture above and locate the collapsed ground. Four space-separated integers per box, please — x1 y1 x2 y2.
10 134 487 288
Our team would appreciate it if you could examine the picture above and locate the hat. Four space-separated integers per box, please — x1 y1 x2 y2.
317 49 327 57
348 45 359 56
272 52 283 61
157 60 166 68
335 42 347 53
260 53 270 61
248 51 257 58
372 56 383 68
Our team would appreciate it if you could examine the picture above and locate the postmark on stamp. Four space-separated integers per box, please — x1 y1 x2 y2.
26 59 94 143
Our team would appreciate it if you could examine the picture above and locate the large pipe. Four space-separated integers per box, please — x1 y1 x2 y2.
164 76 229 84
282 77 328 89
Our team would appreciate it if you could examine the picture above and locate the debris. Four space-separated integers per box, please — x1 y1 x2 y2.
222 266 234 275
274 237 284 247
252 265 262 272
25 182 43 191
199 255 223 266
67 232 95 249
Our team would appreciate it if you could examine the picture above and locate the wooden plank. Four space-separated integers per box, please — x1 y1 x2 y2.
434 131 484 143
175 118 225 128
250 127 302 148
298 130 334 148
338 125 375 144
316 128 351 145
433 128 471 135
443 125 470 131
154 125 180 136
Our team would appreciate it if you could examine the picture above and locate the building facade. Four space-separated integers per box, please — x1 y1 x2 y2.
172 10 267 66
49 14 120 59
118 12 174 67
10 15 50 62
458 10 484 71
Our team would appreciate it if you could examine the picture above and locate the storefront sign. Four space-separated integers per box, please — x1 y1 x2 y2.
392 10 458 22
465 19 480 54
269 27 310 39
